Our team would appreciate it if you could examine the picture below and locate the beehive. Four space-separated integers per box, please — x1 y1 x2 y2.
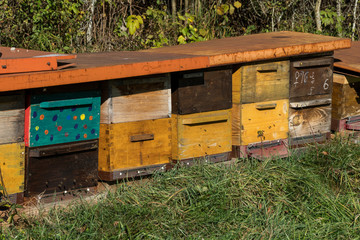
0 92 25 202
25 85 101 197
288 55 333 147
99 74 172 180
232 61 290 159
171 67 233 163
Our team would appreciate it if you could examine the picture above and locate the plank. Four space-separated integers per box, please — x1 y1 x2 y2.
98 118 172 173
0 142 25 195
144 31 350 66
101 75 171 124
172 110 232 160
289 103 331 138
241 61 289 103
231 103 241 146
290 56 333 99
25 140 98 196
172 68 232 114
240 99 289 145
0 92 25 144
27 90 101 147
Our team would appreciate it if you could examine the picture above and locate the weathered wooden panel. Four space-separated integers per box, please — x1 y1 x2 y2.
25 140 98 196
290 56 333 100
289 101 331 138
0 142 25 195
98 118 172 175
172 110 232 160
0 92 24 144
240 61 289 103
101 75 171 124
27 91 101 147
231 103 241 146
240 99 289 145
332 74 360 120
172 68 232 114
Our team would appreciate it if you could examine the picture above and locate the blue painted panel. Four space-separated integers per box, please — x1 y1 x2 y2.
29 91 101 147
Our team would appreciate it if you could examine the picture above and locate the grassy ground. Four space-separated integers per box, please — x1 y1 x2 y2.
2 136 360 239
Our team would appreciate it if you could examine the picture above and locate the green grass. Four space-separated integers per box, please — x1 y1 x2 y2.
3 136 360 239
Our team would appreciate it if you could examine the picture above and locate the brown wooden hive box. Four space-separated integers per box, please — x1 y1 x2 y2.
99 74 172 180
288 54 334 147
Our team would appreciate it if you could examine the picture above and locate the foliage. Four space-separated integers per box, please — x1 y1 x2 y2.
4 138 360 239
1 0 358 53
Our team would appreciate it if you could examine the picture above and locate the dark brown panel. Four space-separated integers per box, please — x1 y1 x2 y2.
172 67 232 114
172 152 231 166
290 56 333 100
25 140 98 197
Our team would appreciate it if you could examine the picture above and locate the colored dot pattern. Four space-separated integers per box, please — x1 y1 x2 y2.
29 93 100 147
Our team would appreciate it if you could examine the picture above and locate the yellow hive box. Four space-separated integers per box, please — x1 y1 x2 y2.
0 142 25 196
98 118 171 180
172 109 232 163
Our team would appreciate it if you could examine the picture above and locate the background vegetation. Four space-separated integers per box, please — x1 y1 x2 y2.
2 137 360 239
0 0 359 53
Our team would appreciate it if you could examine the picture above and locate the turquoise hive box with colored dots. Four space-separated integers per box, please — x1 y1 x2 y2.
26 91 101 147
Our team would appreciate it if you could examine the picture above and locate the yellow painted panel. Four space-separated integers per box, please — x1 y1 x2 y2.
241 99 289 145
99 118 171 171
241 61 289 103
0 142 25 195
172 110 232 160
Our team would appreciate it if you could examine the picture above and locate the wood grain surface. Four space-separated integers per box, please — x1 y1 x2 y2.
0 92 25 144
172 68 232 114
172 110 232 160
98 118 172 173
101 75 171 124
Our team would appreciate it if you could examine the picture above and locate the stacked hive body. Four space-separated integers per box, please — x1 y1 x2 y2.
332 42 360 135
232 61 290 159
0 92 25 203
0 32 351 203
288 55 333 147
171 68 232 164
98 75 173 180
144 32 350 159
25 84 101 197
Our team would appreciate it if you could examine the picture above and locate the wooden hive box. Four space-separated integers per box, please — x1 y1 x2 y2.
25 85 101 197
171 67 232 163
0 92 25 203
332 73 360 132
289 55 333 147
232 61 290 159
99 74 172 181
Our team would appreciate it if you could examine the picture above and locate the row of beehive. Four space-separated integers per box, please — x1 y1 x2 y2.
1 51 358 202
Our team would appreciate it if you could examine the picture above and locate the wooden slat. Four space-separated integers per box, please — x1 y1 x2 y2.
289 104 331 138
98 118 171 172
241 61 289 103
144 31 350 66
101 75 171 124
0 142 25 195
0 92 25 144
172 110 231 160
172 68 232 114
240 99 289 145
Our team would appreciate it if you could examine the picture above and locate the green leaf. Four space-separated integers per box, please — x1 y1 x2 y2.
216 6 224 15
136 15 143 25
221 4 230 14
178 15 186 21
177 35 186 44
199 29 207 37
